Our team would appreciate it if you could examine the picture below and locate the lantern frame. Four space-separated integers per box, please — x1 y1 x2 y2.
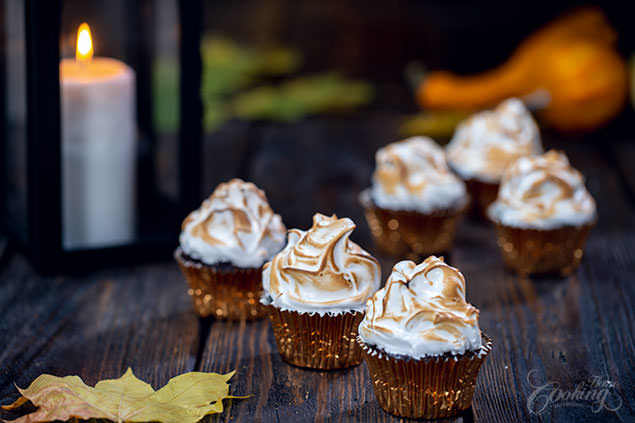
1 0 203 273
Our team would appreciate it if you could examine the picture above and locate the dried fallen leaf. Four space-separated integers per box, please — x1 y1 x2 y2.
2 368 247 423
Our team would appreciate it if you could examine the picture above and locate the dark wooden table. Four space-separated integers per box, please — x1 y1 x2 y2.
1 119 634 422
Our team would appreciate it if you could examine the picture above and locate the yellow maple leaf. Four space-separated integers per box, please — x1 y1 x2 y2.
2 368 247 423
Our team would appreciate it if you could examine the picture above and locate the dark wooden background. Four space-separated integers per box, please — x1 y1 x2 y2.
1 112 634 422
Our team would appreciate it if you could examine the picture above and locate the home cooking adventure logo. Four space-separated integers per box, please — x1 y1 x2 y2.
526 369 622 415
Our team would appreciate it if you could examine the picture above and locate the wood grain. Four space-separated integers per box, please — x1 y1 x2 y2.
609 140 635 202
0 260 199 403
196 139 635 422
1 133 634 423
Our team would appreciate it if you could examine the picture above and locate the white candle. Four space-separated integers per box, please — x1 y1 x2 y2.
60 23 136 249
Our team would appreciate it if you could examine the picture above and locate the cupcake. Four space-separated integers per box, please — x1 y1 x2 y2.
175 179 286 320
488 150 597 275
446 98 543 217
360 136 469 260
262 213 380 370
358 256 492 419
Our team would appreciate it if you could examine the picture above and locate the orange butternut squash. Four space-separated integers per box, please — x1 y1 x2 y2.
416 7 628 132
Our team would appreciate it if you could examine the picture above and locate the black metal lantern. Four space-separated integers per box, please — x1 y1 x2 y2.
1 0 203 273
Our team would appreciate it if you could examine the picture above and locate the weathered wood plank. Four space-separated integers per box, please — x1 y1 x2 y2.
0 255 98 401
245 114 400 242
1 122 634 423
565 141 633 230
609 140 635 202
577 232 635 420
197 306 470 423
0 259 199 405
197 137 635 422
451 222 535 423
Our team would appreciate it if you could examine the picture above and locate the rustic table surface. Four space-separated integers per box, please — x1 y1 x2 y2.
1 117 634 423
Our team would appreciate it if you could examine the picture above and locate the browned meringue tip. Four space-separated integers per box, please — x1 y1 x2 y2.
266 305 364 370
174 247 267 320
358 332 493 419
359 189 469 261
489 220 596 276
464 178 500 220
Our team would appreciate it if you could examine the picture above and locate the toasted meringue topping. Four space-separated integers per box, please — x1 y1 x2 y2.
446 98 543 183
371 136 467 213
488 150 597 229
262 213 381 314
179 179 286 267
358 256 481 358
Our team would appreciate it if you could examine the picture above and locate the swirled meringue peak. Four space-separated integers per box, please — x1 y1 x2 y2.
488 150 597 229
358 256 482 358
371 136 467 213
447 98 543 183
179 179 286 268
262 213 381 314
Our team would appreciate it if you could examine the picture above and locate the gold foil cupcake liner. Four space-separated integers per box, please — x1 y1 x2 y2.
359 189 468 260
266 306 364 370
465 178 500 219
491 221 595 276
174 248 267 320
359 332 492 419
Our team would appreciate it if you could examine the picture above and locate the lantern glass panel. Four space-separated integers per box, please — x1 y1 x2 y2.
59 0 181 251
2 0 28 239
151 0 181 202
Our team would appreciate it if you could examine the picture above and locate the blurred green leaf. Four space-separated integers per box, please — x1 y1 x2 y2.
231 73 373 122
152 58 180 133
260 46 302 76
154 35 373 134
200 36 261 97
200 36 301 98
203 98 230 133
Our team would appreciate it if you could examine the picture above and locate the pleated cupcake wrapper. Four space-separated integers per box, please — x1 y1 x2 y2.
174 247 267 320
267 306 364 370
359 189 468 260
464 178 500 220
359 332 492 419
491 221 595 276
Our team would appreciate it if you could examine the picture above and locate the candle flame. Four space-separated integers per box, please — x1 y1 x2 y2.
76 23 93 63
